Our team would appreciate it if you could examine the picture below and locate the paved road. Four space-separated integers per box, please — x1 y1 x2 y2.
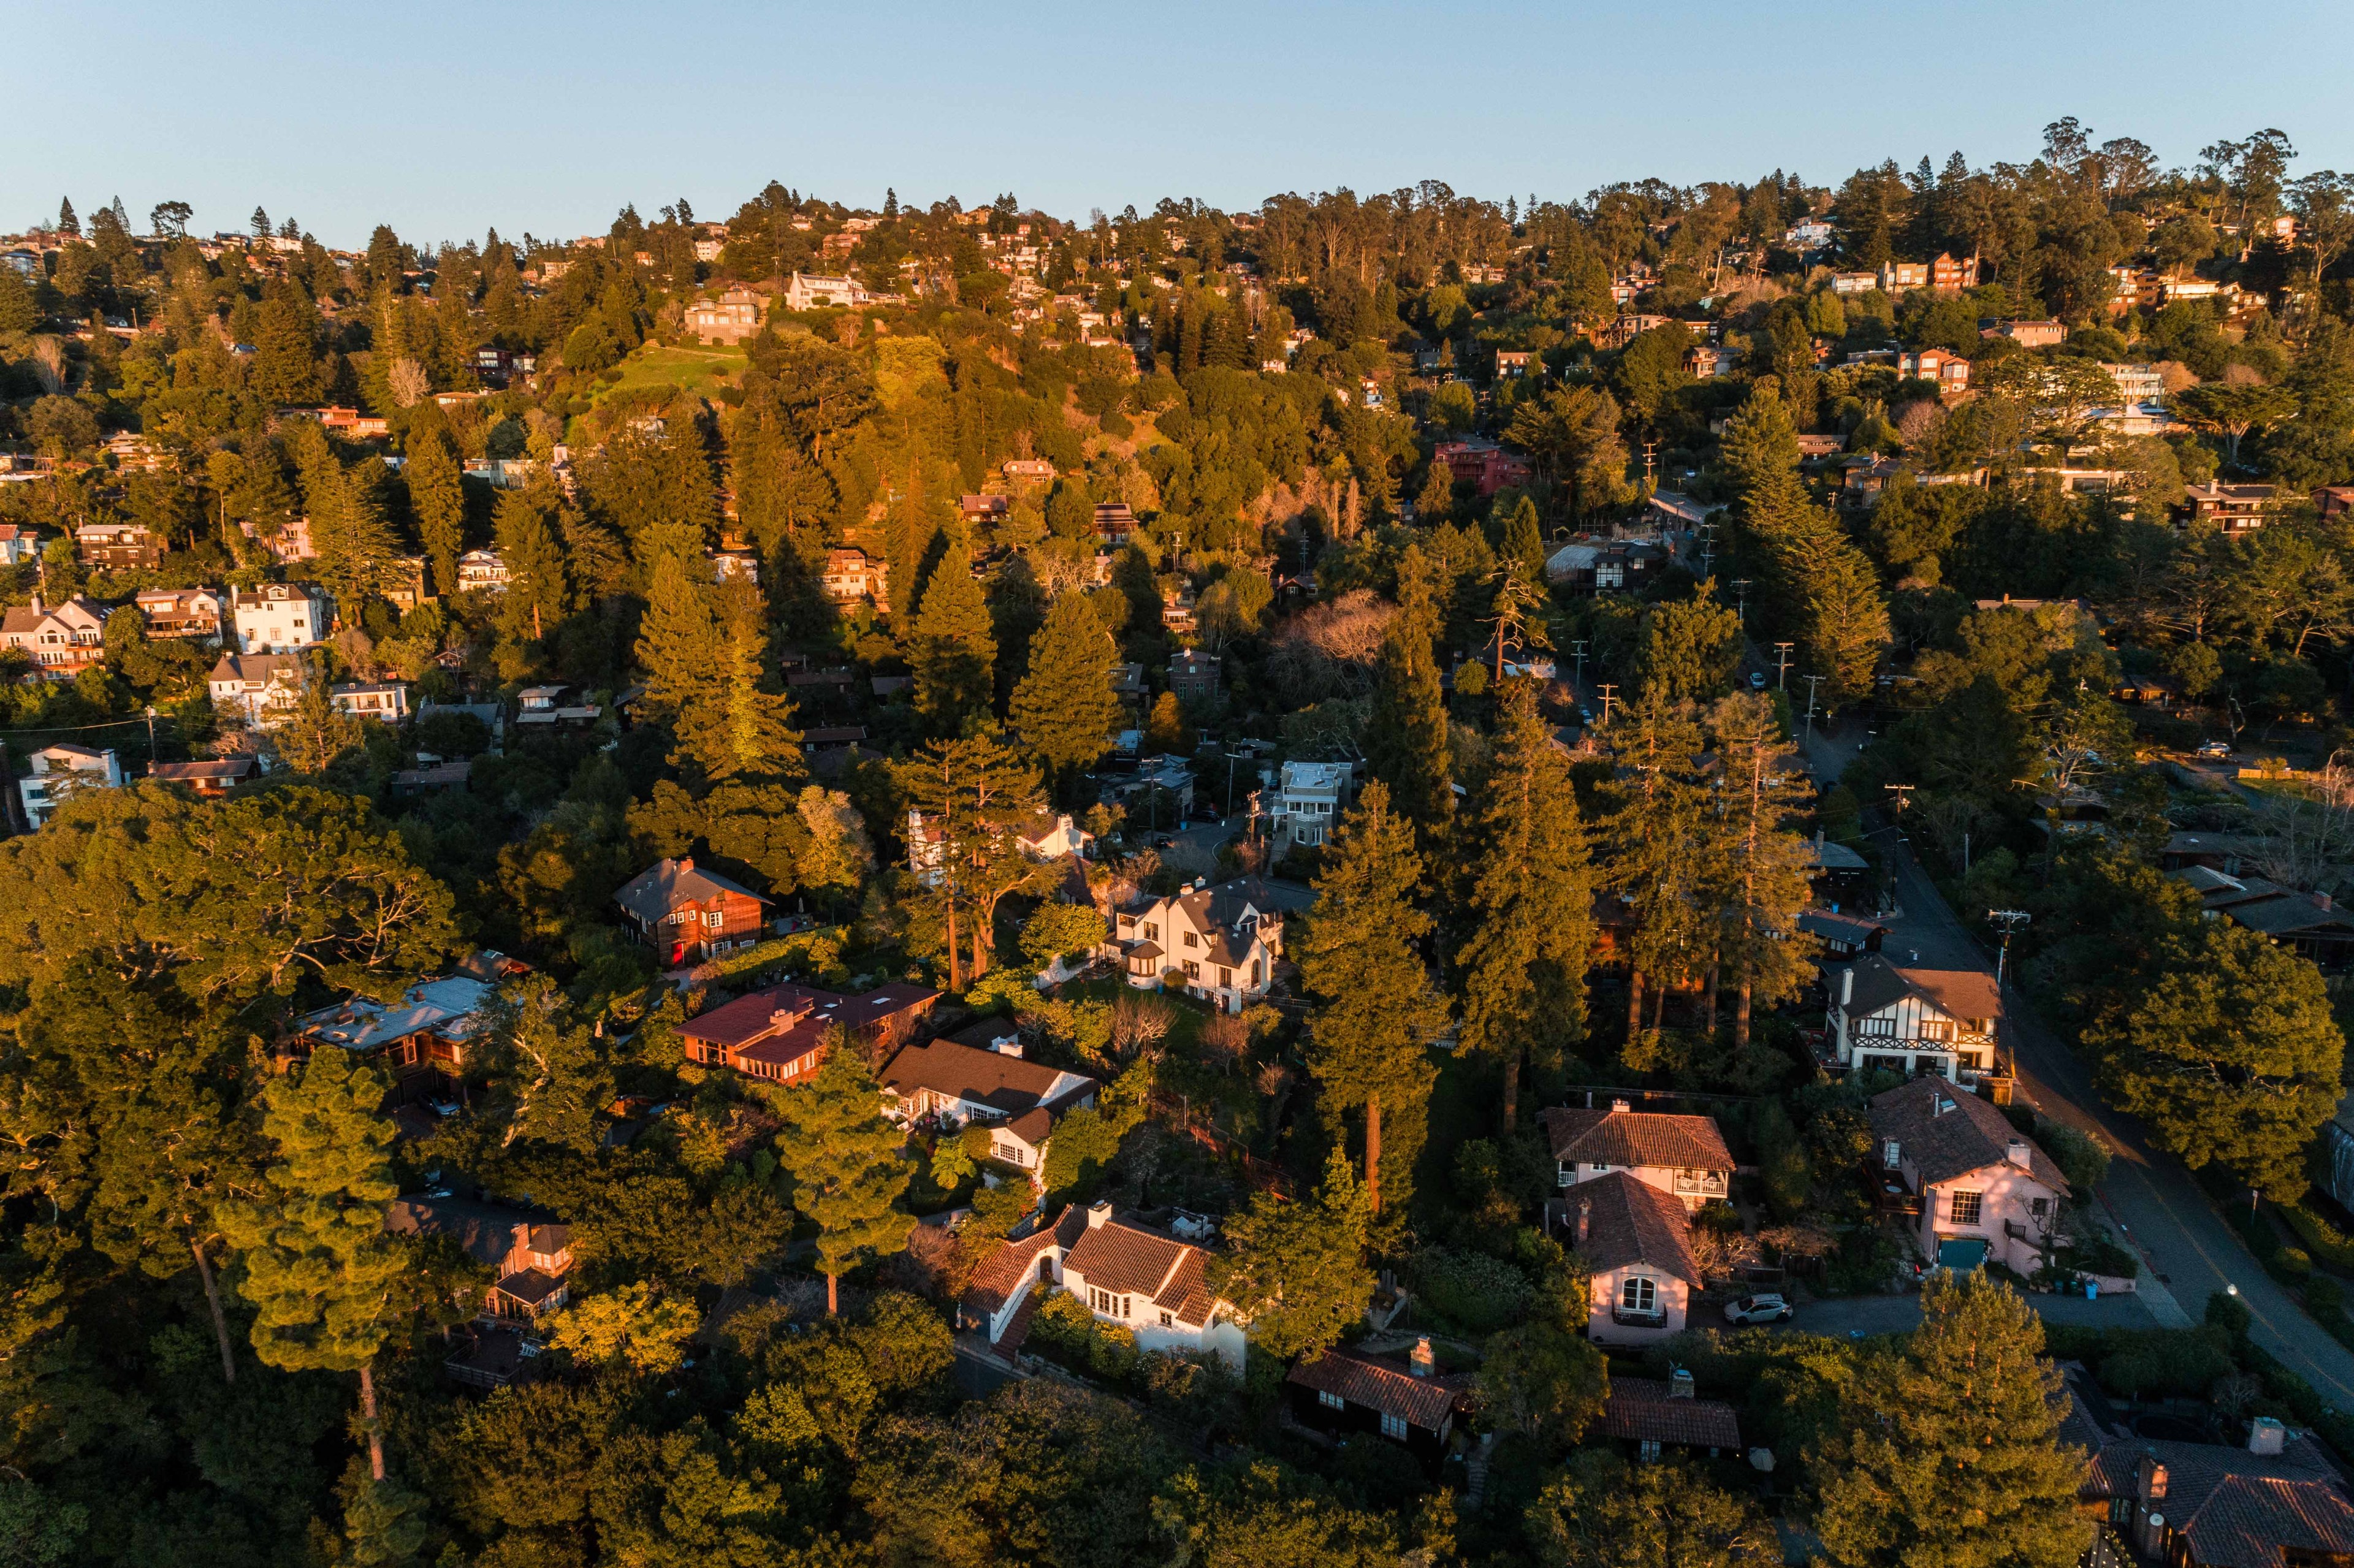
1802 720 2354 1407
1761 1288 2165 1341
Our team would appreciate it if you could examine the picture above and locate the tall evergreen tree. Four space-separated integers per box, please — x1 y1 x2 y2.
893 731 1049 988
217 1049 406 1480
1811 1271 2089 1568
1365 544 1454 843
672 581 802 783
1010 593 1121 786
491 479 569 666
1605 691 1712 1044
1455 679 1594 1132
1705 694 1819 1048
772 1035 915 1315
1298 782 1447 1217
404 425 467 595
912 539 997 733
1209 1146 1374 1359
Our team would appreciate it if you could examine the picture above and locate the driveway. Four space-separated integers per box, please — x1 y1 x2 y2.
1803 720 2354 1407
1751 1288 2165 1341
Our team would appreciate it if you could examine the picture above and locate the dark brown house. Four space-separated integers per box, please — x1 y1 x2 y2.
1286 1340 1466 1463
614 856 771 965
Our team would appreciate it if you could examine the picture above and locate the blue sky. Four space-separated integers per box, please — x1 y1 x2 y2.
13 0 2354 248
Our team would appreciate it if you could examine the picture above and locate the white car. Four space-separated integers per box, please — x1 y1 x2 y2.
2195 740 2234 759
1723 1293 1794 1325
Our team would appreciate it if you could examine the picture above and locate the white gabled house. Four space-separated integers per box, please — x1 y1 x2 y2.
1825 953 2002 1082
960 1201 1245 1370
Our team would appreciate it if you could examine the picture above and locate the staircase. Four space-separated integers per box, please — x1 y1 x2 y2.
1463 1431 1495 1510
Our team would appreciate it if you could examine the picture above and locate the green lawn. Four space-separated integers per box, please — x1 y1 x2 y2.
585 342 748 409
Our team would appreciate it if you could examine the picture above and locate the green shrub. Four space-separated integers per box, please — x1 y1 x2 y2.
2307 1276 2345 1315
1409 1246 1534 1334
2279 1247 2314 1277
2096 1326 2237 1401
2282 1200 2354 1269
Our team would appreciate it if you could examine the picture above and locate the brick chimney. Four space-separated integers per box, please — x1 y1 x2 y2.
1609 1098 1631 1115
677 856 694 873
2314 891 2334 912
1409 1336 1435 1379
1575 1198 1591 1248
2135 1454 2168 1506
1670 1366 1696 1399
1086 1200 1113 1229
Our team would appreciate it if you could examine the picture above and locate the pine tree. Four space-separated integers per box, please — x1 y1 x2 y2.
1413 457 1454 526
217 1048 406 1480
404 426 466 596
893 731 1050 988
1299 782 1447 1216
1605 691 1712 1045
1010 593 1121 784
1455 679 1594 1132
1811 1271 2089 1568
1500 493 1547 582
1773 513 1891 707
276 651 362 774
58 197 78 238
1365 544 1454 843
311 459 402 609
912 539 997 733
669 581 802 783
1528 1455 1779 1568
492 479 569 661
1209 1145 1374 1358
772 1035 915 1315
1705 693 1819 1049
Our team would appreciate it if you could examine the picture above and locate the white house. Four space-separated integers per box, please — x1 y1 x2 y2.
1868 1076 2070 1274
331 681 411 722
19 744 121 828
0 523 43 565
1539 1102 1734 1211
455 550 511 593
784 272 871 311
1826 953 2002 1082
134 586 226 641
1105 874 1292 1012
1270 759 1352 848
1558 1170 1702 1347
0 594 107 678
959 1201 1246 1371
231 582 330 653
208 651 305 725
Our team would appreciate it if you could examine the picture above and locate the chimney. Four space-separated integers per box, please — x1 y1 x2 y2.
26 594 40 614
2006 1138 2033 1171
2314 891 2333 912
2249 1416 2287 1456
993 1032 1024 1059
1409 1337 1436 1379
677 856 693 873
1609 1098 1631 1115
1840 967 1855 1007
2136 1454 2169 1506
1086 1200 1112 1229
1575 1198 1591 1248
1669 1366 1696 1399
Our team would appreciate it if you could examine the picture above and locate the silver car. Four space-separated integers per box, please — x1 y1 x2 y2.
1723 1293 1794 1325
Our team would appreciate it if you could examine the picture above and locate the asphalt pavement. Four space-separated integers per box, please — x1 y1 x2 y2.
1800 719 2354 1407
1761 1287 2164 1341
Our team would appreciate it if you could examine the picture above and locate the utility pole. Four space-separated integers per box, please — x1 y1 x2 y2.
1730 576 1751 627
1772 642 1794 690
1800 674 1824 744
1696 521 1716 582
1223 750 1249 818
1640 436 1658 488
144 705 158 766
1596 683 1619 726
1883 783 1915 815
1988 909 2032 986
1570 639 1589 698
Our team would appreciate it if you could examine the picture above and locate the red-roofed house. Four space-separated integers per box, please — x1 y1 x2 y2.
959 1201 1244 1370
1287 1339 1467 1461
1599 1375 1743 1462
1539 1100 1734 1210
1554 1170 1703 1346
1868 1076 2069 1274
679 980 940 1086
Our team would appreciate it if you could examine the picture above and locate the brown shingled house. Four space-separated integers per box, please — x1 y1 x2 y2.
679 981 939 1084
1539 1100 1734 1210
959 1201 1244 1370
1287 1339 1466 1461
386 1195 575 1322
1599 1374 1743 1462
614 856 771 965
878 1036 1098 1178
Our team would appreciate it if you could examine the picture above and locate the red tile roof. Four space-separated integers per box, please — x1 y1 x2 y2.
1868 1077 2068 1192
1566 1171 1702 1286
1601 1379 1742 1449
1287 1349 1459 1430
1540 1106 1734 1171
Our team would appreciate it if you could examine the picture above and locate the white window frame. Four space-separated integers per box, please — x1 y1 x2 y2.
1379 1410 1409 1440
1620 1275 1657 1314
1948 1190 1983 1227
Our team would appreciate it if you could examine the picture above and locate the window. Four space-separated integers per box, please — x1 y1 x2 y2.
1144 923 1159 942
1859 1016 1895 1037
2030 1197 2050 1218
1158 1310 1172 1327
1620 1276 1657 1314
704 910 723 929
1088 1287 1130 1319
1218 967 1232 989
1918 1020 1955 1042
1251 961 1263 984
1318 1388 1345 1410
1948 1191 1983 1226
1183 931 1198 949
1380 1411 1409 1440
1183 961 1200 980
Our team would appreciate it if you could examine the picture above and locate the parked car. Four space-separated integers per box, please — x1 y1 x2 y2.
2195 740 2234 758
1748 670 1768 691
1723 1293 1794 1325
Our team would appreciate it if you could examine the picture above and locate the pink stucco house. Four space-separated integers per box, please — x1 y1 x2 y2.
1867 1077 2070 1274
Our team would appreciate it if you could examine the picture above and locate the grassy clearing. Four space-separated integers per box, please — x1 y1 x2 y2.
586 342 748 409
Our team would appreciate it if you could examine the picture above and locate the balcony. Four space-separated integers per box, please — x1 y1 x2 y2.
1611 1305 1668 1328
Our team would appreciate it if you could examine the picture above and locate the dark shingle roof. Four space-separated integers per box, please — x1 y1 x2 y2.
1868 1077 2069 1192
1288 1349 1458 1430
1566 1171 1702 1287
1601 1379 1743 1449
1540 1106 1733 1171
1842 953 2001 1027
879 1039 1097 1117
612 857 769 924
2082 1434 2354 1568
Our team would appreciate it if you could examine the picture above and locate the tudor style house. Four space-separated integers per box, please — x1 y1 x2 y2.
959 1201 1245 1371
613 857 771 965
0 594 107 677
878 1034 1099 1180
678 980 939 1084
1287 1339 1466 1462
386 1195 576 1322
1825 953 2002 1081
1104 874 1297 1012
1539 1101 1734 1211
1867 1076 2070 1274
1554 1170 1702 1347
